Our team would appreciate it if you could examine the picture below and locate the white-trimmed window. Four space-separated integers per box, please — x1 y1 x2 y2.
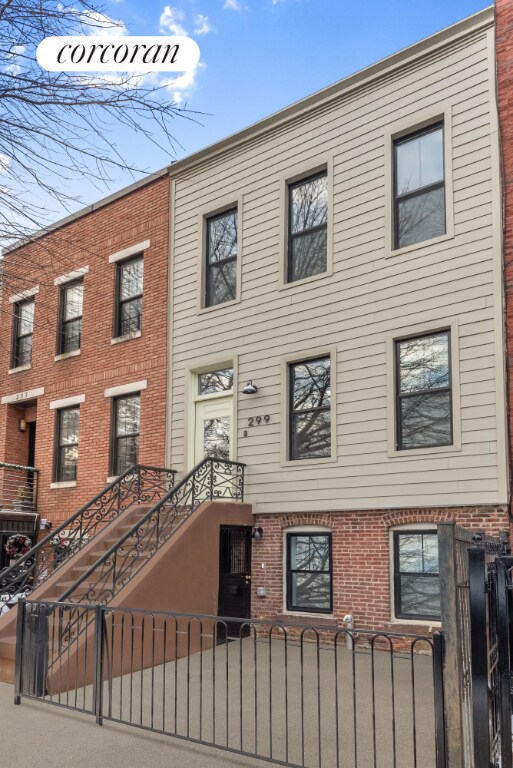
392 529 440 621
395 330 452 450
114 255 143 338
287 171 328 283
58 279 83 354
12 299 35 368
110 394 140 476
289 356 331 460
285 530 333 614
205 208 238 308
54 406 80 482
393 122 445 249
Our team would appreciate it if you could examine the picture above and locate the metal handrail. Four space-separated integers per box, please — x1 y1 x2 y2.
60 457 245 606
0 464 177 598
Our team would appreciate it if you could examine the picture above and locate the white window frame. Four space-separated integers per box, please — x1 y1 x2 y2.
282 525 333 617
389 523 441 627
278 156 334 290
384 105 454 258
386 318 461 457
280 346 337 467
197 197 243 314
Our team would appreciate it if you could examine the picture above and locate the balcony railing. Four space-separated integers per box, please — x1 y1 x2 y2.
0 462 39 514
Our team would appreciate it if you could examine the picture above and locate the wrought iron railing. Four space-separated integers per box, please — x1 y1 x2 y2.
0 465 176 599
0 461 39 513
60 458 245 607
15 600 446 768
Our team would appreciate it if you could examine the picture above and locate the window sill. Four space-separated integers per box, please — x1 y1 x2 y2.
385 230 453 259
277 611 336 622
111 330 142 345
106 476 119 483
278 269 332 292
387 442 461 458
198 297 241 315
50 481 77 489
8 364 31 374
388 618 441 629
54 349 81 362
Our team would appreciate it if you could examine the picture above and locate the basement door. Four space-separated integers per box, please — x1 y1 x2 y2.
217 525 252 639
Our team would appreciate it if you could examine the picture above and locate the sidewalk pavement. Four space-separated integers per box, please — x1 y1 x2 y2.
0 682 266 768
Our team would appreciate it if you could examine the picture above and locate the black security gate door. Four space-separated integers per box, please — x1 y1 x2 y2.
218 525 252 638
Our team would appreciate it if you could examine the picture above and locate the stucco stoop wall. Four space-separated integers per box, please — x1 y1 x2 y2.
250 505 509 633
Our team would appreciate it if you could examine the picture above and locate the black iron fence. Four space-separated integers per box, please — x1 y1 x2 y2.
15 599 445 768
0 465 176 598
469 546 513 768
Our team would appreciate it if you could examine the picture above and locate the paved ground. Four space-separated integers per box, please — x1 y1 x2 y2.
1 681 266 768
2 636 438 768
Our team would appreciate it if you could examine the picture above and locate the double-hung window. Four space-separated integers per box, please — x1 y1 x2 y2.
12 299 35 368
111 394 140 476
115 256 143 337
205 208 237 307
288 171 328 282
289 356 331 460
54 407 80 482
286 532 333 613
393 530 440 620
58 280 83 354
395 331 452 450
394 123 445 249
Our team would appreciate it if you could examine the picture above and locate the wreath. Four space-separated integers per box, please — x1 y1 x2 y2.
4 533 32 560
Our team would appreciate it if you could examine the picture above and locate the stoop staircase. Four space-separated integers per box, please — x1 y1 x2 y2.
0 465 177 682
0 458 246 684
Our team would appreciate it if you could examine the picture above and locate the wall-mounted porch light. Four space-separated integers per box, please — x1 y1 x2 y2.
18 418 27 433
252 526 263 540
242 381 258 395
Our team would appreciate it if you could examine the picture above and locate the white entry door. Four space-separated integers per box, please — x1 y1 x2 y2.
194 396 233 464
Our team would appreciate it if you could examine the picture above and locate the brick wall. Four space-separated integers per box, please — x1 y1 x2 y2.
0 175 170 526
496 0 513 515
251 505 509 632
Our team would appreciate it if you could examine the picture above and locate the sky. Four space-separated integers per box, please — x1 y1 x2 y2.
30 0 494 218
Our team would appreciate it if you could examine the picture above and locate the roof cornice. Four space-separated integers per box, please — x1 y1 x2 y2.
3 167 169 255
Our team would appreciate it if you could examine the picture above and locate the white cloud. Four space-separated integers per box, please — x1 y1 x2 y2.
223 0 242 10
193 13 212 35
159 5 187 35
162 61 205 105
81 10 128 36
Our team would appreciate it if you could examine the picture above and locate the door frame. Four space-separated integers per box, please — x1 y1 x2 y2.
185 358 238 470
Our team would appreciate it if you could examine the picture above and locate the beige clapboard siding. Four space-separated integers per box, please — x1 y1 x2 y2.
169 20 507 511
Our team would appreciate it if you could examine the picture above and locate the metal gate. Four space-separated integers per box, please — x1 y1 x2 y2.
14 598 447 768
469 543 512 768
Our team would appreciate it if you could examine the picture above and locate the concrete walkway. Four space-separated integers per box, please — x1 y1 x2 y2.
1 682 266 768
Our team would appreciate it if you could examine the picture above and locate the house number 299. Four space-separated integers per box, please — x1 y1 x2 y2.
247 416 270 426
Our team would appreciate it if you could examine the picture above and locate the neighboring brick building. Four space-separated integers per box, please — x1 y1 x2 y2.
0 171 169 553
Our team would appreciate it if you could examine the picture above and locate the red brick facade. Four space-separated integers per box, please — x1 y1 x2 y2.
0 175 169 527
252 505 510 632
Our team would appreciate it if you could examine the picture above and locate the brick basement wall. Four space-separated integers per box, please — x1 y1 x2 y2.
250 505 510 633
0 175 169 527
